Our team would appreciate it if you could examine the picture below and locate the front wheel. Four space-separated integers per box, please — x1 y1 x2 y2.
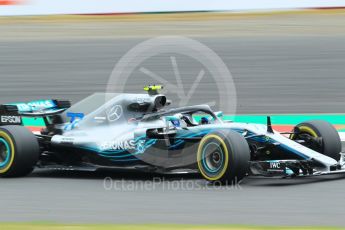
290 120 341 161
197 130 250 184
0 126 40 177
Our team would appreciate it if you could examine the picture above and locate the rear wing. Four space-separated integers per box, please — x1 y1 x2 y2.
0 99 71 125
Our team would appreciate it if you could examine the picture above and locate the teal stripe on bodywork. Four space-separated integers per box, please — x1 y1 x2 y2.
225 114 345 125
22 117 45 126
21 114 345 127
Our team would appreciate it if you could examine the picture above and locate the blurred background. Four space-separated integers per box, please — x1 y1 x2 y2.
1 0 345 114
1 0 345 228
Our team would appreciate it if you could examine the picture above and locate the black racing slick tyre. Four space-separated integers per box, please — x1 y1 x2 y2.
290 120 341 161
0 126 40 177
197 130 250 184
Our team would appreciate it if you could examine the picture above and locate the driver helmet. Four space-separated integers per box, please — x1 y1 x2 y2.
200 117 209 125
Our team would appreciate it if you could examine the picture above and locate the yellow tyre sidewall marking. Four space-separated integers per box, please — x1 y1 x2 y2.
197 134 229 181
291 125 319 139
0 131 15 174
298 126 318 137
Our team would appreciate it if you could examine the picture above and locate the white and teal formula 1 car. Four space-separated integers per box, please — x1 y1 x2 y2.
0 85 344 184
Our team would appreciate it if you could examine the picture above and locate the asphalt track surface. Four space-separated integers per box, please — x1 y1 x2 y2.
1 12 345 226
2 171 345 226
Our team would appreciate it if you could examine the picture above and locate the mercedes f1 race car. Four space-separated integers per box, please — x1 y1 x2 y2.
0 85 344 183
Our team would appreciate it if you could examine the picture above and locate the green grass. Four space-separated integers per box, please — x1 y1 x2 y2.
0 224 343 230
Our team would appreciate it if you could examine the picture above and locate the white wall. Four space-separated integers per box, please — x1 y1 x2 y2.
1 0 345 16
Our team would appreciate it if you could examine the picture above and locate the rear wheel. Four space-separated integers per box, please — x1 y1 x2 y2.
197 130 250 184
0 126 40 177
290 120 341 161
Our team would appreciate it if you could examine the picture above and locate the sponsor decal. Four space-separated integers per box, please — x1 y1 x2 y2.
94 116 106 121
66 112 85 123
266 161 285 173
136 97 150 104
64 119 81 131
99 139 136 151
99 139 145 152
106 105 123 122
60 137 75 145
64 113 85 130
1 115 21 124
13 100 56 112
270 162 281 169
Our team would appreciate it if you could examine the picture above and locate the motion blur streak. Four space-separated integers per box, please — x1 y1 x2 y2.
1 11 345 113
1 10 345 226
